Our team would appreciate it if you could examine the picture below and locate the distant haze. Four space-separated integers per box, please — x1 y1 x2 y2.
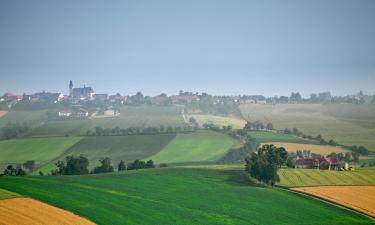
0 0 374 97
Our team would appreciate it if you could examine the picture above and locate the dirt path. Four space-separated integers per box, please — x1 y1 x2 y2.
292 186 375 218
0 198 96 225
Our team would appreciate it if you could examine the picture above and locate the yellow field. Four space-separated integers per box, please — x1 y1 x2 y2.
262 142 346 155
0 198 96 225
188 114 246 129
292 186 375 218
0 111 8 118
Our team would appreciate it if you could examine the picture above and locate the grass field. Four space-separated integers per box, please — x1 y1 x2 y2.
240 104 375 150
0 110 47 128
248 130 317 143
29 106 185 136
0 188 20 200
278 168 375 187
188 114 247 129
262 142 347 155
149 131 240 164
292 186 375 218
0 137 82 171
36 134 176 173
0 168 372 225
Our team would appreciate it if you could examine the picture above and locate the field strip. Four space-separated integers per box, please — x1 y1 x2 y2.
0 111 8 118
291 186 375 218
0 197 96 225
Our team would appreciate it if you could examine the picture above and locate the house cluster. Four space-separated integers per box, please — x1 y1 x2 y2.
0 93 23 108
294 156 351 171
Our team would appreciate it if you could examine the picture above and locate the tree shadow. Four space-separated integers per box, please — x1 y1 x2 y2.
216 169 265 188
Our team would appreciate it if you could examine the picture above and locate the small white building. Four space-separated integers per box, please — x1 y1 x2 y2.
58 111 72 117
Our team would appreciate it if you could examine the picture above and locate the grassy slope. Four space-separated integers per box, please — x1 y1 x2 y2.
0 188 20 200
0 110 47 129
248 130 317 144
278 168 375 187
35 134 176 173
149 131 240 164
0 137 82 170
29 106 185 137
263 142 347 155
0 168 372 225
240 104 375 150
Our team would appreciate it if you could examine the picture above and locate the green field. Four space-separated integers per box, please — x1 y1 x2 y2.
36 134 176 173
149 131 240 164
240 104 375 150
0 137 82 171
248 130 317 143
0 168 372 225
278 168 375 187
0 188 20 200
0 110 47 128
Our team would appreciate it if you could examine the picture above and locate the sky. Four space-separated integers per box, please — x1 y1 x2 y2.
0 0 374 97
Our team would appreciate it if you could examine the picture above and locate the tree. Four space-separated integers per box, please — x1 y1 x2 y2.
146 160 155 168
2 165 26 176
159 163 168 167
23 160 36 172
52 155 90 175
93 157 114 174
266 123 274 130
118 160 127 171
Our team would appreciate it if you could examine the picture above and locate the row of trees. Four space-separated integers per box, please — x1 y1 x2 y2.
0 123 30 140
88 125 194 136
1 160 36 176
244 121 274 131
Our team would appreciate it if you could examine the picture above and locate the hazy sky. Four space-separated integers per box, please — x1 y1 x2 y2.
1 0 374 97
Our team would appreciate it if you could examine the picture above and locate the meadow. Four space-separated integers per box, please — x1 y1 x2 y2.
29 105 185 137
263 142 347 155
240 104 375 150
0 137 82 171
149 131 240 164
0 110 47 128
0 188 20 200
0 168 372 225
247 130 317 143
278 168 375 187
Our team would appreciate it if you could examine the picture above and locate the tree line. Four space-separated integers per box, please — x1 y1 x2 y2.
87 125 194 136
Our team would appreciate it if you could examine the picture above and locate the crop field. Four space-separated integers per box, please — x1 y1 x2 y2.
187 114 247 129
29 106 185 136
248 130 316 143
0 198 96 225
0 137 82 171
0 188 20 200
278 168 375 187
0 168 372 225
262 142 347 155
36 134 176 173
240 104 375 150
292 186 375 218
149 131 240 164
0 110 47 128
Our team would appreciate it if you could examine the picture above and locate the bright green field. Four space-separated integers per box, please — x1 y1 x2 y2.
0 188 20 200
248 131 317 144
0 168 372 225
29 106 185 136
278 168 375 187
0 110 47 128
149 131 240 164
240 104 375 150
0 137 81 171
36 134 176 173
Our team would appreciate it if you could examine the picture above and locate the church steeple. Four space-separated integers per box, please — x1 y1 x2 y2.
69 80 73 96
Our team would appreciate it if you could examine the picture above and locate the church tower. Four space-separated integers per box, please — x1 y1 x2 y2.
69 80 73 97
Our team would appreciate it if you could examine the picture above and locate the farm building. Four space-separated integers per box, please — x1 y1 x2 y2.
295 157 341 170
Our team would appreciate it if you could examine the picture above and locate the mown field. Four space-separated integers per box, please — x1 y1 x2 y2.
292 186 375 218
36 134 176 173
248 130 317 143
0 168 372 225
240 104 375 150
26 106 185 137
188 114 247 129
263 142 347 155
0 137 82 171
149 131 240 164
278 168 375 187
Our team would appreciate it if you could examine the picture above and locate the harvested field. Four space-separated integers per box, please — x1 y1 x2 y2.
187 114 247 129
292 186 375 218
0 111 8 118
262 142 346 155
0 197 96 225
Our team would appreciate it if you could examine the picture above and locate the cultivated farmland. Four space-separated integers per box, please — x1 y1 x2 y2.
0 137 82 171
0 168 371 225
292 186 375 218
248 130 316 143
278 168 375 187
262 142 347 155
0 110 47 128
29 106 185 136
149 131 240 164
0 188 20 200
240 104 375 150
188 114 247 129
